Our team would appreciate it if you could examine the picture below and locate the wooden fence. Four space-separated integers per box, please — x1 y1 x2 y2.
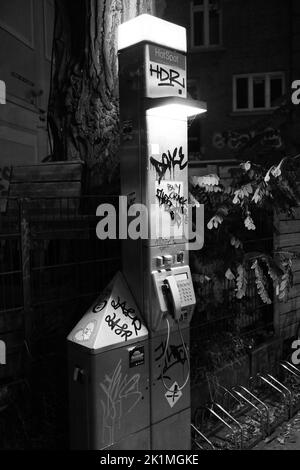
274 206 300 339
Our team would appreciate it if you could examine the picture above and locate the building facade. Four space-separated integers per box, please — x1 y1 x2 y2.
160 0 299 163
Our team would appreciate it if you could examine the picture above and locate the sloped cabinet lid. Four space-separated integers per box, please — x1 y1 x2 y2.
67 272 148 351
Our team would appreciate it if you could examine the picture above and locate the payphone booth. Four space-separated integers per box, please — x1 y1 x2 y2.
118 14 206 450
68 14 206 450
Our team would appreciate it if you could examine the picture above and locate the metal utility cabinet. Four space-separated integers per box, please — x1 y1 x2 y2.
68 272 150 449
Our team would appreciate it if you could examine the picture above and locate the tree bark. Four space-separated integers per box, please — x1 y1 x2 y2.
48 0 155 190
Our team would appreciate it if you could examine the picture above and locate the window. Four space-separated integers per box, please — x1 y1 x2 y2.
233 73 285 112
191 0 221 48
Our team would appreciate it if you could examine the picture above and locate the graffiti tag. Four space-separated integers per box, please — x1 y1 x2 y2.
155 341 187 381
100 359 142 446
150 147 187 183
212 127 283 151
105 311 133 341
150 64 185 90
92 300 107 313
111 297 141 336
92 288 111 314
156 182 187 227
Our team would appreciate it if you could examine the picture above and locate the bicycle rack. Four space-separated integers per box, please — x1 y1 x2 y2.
217 384 268 445
280 361 300 380
193 404 242 450
191 423 215 450
218 384 244 413
232 385 270 440
239 385 270 435
192 361 300 450
280 361 300 414
266 374 293 418
208 403 243 449
249 373 290 431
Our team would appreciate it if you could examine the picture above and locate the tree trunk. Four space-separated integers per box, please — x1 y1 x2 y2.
48 0 155 191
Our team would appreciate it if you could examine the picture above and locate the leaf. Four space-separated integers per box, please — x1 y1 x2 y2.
207 215 223 230
240 161 251 172
236 264 248 299
233 192 240 204
191 174 220 188
260 255 283 282
231 236 243 249
244 215 256 230
251 260 272 304
233 184 253 205
264 167 274 182
224 186 233 195
278 271 293 301
199 174 220 186
189 192 201 207
252 184 267 204
225 268 235 281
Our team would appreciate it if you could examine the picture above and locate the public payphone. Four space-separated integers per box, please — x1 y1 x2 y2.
118 14 206 449
152 265 196 322
68 14 206 451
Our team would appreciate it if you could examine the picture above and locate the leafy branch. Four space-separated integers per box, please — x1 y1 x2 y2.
190 154 300 305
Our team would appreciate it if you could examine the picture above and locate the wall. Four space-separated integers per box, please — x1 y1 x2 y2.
0 0 54 166
161 0 291 161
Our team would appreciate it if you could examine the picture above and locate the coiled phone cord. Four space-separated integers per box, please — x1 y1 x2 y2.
160 317 190 393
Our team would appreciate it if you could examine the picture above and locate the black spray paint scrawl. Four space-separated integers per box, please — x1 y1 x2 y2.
150 147 187 183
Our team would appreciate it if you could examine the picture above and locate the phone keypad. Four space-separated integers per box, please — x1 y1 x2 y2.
178 280 194 305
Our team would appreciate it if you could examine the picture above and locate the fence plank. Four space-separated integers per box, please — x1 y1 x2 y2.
11 162 83 183
274 233 300 248
291 259 300 272
10 182 82 198
278 207 300 220
275 185 300 339
293 271 300 284
277 220 300 234
281 324 298 340
279 298 300 316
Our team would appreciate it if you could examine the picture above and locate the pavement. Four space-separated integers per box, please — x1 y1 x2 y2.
254 410 300 450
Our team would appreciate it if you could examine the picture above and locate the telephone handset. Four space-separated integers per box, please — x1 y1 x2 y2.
152 265 196 328
163 277 181 321
152 267 194 392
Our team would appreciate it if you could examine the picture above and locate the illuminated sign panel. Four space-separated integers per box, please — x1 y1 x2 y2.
147 112 188 243
118 14 187 52
145 45 187 98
